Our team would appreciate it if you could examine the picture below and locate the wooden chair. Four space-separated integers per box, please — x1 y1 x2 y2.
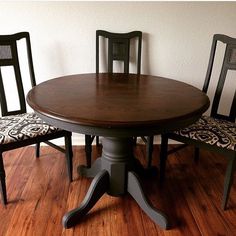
159 34 236 210
84 30 154 168
0 32 73 205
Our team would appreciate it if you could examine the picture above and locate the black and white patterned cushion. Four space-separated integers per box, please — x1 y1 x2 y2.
0 113 61 145
174 115 236 151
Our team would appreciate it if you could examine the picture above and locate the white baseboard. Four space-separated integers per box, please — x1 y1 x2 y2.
41 134 179 146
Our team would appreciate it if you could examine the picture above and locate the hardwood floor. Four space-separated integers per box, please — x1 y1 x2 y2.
0 144 235 236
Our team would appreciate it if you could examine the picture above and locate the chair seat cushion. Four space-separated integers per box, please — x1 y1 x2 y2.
0 113 61 145
174 115 236 151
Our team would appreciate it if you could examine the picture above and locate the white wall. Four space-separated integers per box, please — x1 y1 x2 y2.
0 1 236 145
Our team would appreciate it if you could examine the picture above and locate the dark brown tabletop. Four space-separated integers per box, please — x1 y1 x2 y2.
26 73 210 229
27 73 209 137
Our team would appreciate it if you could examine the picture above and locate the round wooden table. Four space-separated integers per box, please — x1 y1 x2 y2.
27 73 210 229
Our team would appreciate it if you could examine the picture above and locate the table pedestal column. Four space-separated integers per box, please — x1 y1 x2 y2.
62 137 169 229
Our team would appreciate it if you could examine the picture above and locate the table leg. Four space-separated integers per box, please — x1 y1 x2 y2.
63 137 168 229
62 169 109 228
77 158 102 178
127 171 169 229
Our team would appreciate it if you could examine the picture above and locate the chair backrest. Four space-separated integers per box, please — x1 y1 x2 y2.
0 32 36 116
96 30 142 74
203 34 236 122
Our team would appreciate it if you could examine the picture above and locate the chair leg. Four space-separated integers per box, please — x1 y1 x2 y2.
147 136 154 168
133 137 137 146
35 142 40 158
96 136 100 146
159 134 168 185
222 155 235 210
194 147 200 163
85 135 92 168
0 153 7 205
65 133 73 182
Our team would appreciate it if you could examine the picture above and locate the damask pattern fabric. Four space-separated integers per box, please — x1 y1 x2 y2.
174 115 236 151
0 113 61 145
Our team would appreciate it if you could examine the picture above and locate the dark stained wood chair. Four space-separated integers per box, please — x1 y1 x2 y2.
0 32 73 205
159 34 236 210
84 30 154 168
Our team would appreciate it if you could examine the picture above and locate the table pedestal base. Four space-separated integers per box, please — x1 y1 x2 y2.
62 137 169 229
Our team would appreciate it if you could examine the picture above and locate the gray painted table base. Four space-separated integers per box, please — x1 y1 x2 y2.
62 137 169 229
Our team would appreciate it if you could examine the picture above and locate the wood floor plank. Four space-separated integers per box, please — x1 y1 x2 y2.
5 147 69 236
0 147 35 236
166 146 235 235
152 153 201 235
0 145 235 236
